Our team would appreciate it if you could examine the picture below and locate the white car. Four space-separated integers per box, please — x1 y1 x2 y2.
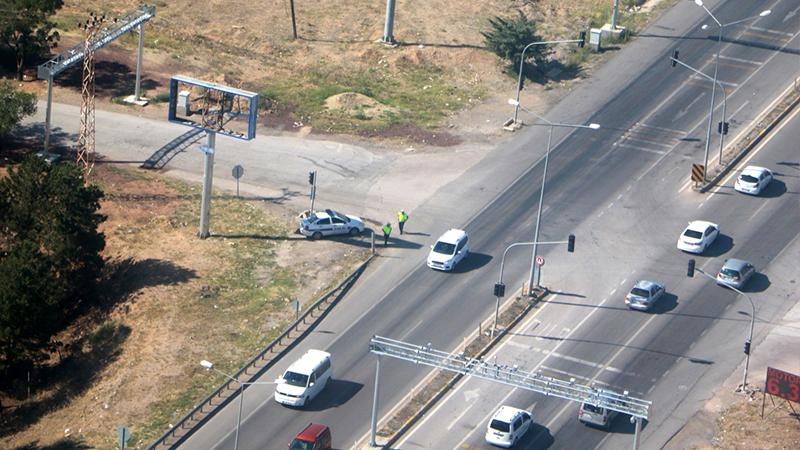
299 209 365 240
677 220 719 254
485 406 533 448
426 229 469 271
734 166 773 195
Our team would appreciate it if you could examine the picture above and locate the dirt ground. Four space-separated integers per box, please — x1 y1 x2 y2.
0 163 368 449
19 0 798 449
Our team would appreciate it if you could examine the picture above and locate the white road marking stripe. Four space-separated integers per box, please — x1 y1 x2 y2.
506 340 529 350
749 26 794 37
636 123 687 135
619 136 676 148
750 200 771 221
620 278 628 286
446 402 475 430
610 288 617 296
718 54 762 66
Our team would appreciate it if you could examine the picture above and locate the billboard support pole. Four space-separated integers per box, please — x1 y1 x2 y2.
199 132 216 239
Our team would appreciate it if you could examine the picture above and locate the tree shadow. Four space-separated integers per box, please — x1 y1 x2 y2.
58 60 161 98
13 438 93 450
451 252 493 274
0 323 131 437
290 379 363 412
538 59 584 83
102 258 198 303
4 123 77 159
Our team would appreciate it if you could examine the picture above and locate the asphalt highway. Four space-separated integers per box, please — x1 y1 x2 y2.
180 0 800 448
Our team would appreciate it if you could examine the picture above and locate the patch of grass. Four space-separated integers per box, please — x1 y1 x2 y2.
260 61 480 133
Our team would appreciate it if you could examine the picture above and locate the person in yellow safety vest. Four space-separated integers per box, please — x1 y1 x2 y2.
382 222 392 246
397 210 408 235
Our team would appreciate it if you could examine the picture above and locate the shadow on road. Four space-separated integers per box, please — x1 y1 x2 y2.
702 233 734 258
743 272 770 294
648 292 678 314
298 379 363 412
451 252 493 274
518 424 554 449
758 179 787 198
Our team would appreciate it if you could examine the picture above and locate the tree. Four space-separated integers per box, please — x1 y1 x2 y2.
0 0 63 80
0 156 106 374
0 80 37 142
482 11 550 75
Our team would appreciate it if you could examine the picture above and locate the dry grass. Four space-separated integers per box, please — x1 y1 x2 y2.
707 395 800 449
0 164 368 449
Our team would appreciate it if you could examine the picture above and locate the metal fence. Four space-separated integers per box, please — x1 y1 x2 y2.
148 255 373 449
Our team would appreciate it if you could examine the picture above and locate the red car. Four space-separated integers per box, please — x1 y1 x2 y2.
289 423 331 450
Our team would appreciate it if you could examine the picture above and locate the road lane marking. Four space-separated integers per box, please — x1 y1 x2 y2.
620 278 628 286
678 178 693 193
545 312 659 430
718 54 762 66
610 288 617 296
615 142 667 155
750 200 771 221
446 402 475 430
749 26 795 37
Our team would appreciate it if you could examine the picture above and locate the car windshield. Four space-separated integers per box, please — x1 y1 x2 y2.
283 371 309 387
630 288 650 298
289 439 313 450
490 419 510 432
433 241 456 255
720 268 740 280
582 404 604 414
740 174 758 183
683 229 703 239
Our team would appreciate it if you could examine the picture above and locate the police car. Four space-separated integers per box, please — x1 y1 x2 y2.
299 209 365 240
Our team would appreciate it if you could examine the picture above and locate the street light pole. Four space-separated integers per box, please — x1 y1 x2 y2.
693 1 772 174
512 37 585 125
200 360 277 450
670 54 727 166
686 266 756 392
509 99 599 294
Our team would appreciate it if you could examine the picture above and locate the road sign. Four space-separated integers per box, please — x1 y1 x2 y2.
117 425 130 449
765 367 800 404
232 164 244 179
691 164 705 182
535 255 545 266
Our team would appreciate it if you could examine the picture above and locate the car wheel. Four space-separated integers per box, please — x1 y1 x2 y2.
349 227 360 237
311 231 323 240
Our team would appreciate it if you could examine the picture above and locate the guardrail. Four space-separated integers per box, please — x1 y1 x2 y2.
148 255 373 449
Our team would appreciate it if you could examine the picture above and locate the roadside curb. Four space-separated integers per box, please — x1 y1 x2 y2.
367 288 548 450
699 82 800 193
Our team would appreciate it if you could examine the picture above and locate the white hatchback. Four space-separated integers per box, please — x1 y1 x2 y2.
485 405 533 448
677 220 719 254
426 229 469 271
735 166 773 195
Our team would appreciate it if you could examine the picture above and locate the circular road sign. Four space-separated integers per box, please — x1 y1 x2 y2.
232 164 244 179
535 255 545 266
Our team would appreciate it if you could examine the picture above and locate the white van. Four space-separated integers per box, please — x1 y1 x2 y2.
274 349 332 407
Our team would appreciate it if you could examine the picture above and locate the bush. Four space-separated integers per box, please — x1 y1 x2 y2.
482 11 550 74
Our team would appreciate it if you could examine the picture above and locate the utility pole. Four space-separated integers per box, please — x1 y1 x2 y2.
611 0 620 30
382 0 396 44
77 13 111 179
289 0 298 39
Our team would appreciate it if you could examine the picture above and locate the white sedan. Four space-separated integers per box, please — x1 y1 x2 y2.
677 220 719 254
298 209 365 240
734 166 773 195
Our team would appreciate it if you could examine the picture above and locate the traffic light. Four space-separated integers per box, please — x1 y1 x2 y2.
718 121 729 135
687 259 695 277
308 171 315 185
578 31 586 48
493 282 506 298
744 340 751 355
671 50 679 67
567 234 576 253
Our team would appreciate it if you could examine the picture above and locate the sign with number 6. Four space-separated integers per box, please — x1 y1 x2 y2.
765 367 800 404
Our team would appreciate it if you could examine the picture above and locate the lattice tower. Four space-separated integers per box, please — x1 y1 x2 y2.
77 13 110 178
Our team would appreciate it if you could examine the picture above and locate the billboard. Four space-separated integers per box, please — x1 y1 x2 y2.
765 367 800 404
168 75 259 140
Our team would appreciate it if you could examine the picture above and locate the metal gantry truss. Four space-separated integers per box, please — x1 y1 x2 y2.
37 4 156 79
369 335 651 419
